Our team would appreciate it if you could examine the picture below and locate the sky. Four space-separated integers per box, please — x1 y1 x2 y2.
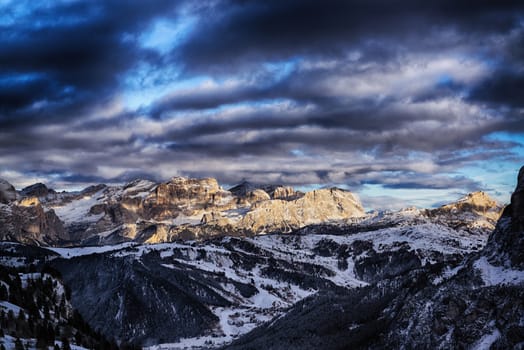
0 0 523 210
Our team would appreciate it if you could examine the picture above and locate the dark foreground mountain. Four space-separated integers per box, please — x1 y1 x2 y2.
0 257 128 350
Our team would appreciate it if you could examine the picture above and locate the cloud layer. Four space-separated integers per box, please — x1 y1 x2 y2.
1 0 523 208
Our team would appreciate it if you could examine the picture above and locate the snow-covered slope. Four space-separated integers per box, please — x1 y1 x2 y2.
33 213 489 349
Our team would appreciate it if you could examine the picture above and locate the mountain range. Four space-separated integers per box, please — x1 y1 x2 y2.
0 177 501 247
1 167 523 349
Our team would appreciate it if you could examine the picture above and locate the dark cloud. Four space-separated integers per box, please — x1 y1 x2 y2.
470 72 524 109
177 0 524 73
1 0 523 208
0 0 175 127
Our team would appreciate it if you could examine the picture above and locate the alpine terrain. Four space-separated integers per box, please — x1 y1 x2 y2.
0 167 522 349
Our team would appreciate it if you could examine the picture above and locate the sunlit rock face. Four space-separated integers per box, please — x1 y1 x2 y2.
226 168 524 350
0 176 365 246
239 188 364 233
0 175 505 247
1 169 520 349
0 197 66 244
425 191 504 235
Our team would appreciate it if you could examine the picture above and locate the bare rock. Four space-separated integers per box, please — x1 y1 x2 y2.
426 191 503 234
0 178 17 204
266 186 302 201
484 165 524 268
246 189 271 203
20 182 56 199
0 200 66 244
511 166 524 232
239 188 364 233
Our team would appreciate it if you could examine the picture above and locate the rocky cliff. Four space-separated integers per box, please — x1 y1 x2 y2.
0 178 17 204
0 177 366 246
0 179 66 244
0 175 506 247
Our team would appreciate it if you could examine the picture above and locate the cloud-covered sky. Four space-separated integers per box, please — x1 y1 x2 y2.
1 0 523 209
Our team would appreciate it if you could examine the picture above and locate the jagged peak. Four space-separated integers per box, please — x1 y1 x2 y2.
456 191 498 206
123 179 157 191
229 180 260 196
20 182 56 198
0 178 17 204
437 191 501 213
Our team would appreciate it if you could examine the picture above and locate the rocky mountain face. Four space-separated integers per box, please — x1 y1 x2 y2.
0 177 503 248
0 196 66 245
0 179 17 204
0 177 366 246
0 208 492 348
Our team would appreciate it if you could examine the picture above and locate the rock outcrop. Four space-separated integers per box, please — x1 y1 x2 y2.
0 175 505 247
0 179 67 244
0 178 17 204
20 182 57 200
511 166 524 232
483 165 524 268
42 178 364 245
0 198 66 244
425 191 503 235
239 188 364 233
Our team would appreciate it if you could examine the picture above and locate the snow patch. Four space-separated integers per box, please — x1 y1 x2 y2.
473 256 524 286
471 327 501 350
52 190 106 223
48 242 137 258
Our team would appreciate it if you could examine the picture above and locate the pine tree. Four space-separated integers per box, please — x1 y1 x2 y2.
61 337 71 350
14 338 24 350
0 284 8 299
17 309 25 321
74 331 82 346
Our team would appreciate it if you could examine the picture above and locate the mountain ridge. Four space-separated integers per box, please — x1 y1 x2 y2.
0 176 503 247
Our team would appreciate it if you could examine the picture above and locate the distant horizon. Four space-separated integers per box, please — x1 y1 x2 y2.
2 170 515 211
1 1 523 210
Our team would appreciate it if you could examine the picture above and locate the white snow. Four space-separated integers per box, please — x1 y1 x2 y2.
123 180 156 198
471 326 501 350
0 300 23 314
48 242 137 258
473 256 524 286
171 214 203 226
52 189 106 223
432 263 465 285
